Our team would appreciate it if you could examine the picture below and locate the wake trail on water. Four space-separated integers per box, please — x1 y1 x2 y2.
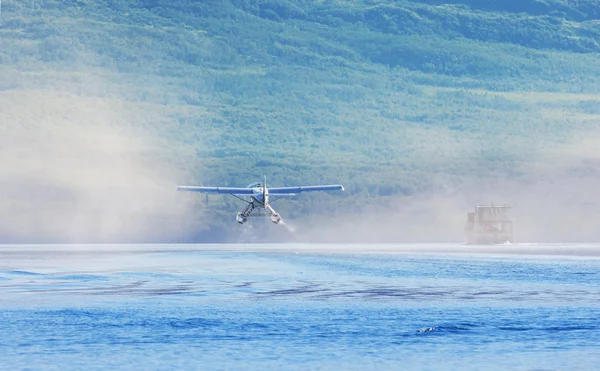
280 220 297 234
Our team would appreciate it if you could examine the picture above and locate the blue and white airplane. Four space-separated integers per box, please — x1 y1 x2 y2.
177 176 344 224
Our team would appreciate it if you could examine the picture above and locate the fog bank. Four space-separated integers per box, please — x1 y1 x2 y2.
0 89 197 243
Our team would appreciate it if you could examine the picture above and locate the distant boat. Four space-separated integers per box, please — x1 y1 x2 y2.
465 204 514 245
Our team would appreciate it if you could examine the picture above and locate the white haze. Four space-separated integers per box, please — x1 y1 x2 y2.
0 88 199 243
2 4 599 245
5 83 596 244
289 126 600 244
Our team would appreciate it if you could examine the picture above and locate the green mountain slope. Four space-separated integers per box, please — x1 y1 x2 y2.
1 0 600 242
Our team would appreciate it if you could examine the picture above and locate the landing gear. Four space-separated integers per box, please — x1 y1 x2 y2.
270 214 282 224
236 212 246 224
266 204 282 224
236 202 256 224
235 202 283 225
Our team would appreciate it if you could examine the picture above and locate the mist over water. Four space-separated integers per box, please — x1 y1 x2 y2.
2 76 599 244
290 184 600 244
231 120 600 244
0 87 195 243
3 86 599 244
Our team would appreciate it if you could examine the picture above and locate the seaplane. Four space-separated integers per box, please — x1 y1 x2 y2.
177 176 344 224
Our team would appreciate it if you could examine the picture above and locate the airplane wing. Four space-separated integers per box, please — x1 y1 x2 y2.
176 186 255 195
268 185 344 195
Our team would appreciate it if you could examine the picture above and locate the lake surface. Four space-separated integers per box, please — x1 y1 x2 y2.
1 243 600 370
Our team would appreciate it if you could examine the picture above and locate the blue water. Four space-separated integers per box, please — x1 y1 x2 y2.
1 244 600 370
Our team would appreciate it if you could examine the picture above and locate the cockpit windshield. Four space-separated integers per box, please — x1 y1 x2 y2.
246 182 262 188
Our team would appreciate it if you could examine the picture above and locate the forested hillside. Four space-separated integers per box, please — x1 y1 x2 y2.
1 0 600 243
